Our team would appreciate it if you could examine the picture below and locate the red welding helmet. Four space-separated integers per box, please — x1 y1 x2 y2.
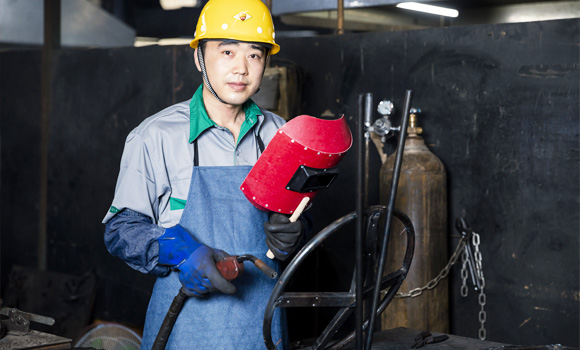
241 115 352 214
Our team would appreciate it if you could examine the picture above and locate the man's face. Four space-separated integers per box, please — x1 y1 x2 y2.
196 40 267 106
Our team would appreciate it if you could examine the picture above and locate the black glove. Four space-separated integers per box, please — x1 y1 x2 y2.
178 245 237 297
263 213 304 261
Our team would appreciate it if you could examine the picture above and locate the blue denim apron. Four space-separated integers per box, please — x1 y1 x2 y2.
140 164 285 349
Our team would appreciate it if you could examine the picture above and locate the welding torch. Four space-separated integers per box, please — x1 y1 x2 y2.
151 254 277 350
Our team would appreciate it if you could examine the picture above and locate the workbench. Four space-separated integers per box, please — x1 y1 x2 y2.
0 329 71 350
336 327 508 350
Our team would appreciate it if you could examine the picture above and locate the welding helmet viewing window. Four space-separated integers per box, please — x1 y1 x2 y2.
190 0 280 55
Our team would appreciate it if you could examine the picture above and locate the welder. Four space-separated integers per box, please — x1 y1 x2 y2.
102 0 310 348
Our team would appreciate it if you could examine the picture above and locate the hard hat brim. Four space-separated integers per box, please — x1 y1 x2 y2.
190 38 280 55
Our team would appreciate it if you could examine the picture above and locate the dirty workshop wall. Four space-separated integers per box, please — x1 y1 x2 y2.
1 18 578 347
0 46 201 339
278 19 579 347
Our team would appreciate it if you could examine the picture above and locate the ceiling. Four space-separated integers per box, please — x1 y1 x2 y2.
0 0 578 48
122 0 578 43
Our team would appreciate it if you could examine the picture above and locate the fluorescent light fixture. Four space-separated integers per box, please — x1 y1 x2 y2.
134 37 193 47
160 0 198 10
396 2 459 17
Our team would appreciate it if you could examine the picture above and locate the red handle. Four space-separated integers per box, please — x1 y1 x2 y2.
216 256 245 281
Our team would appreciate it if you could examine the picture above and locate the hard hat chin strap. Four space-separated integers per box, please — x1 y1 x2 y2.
197 43 226 104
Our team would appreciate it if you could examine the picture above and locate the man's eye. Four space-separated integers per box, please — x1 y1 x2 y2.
250 54 262 59
223 50 232 55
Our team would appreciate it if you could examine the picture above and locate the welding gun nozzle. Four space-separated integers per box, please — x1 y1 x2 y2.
254 258 278 279
236 255 278 279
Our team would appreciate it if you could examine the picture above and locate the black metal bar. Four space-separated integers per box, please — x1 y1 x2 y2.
375 211 415 316
329 208 415 350
315 210 399 350
276 292 356 308
39 0 61 271
263 212 356 349
263 206 414 350
314 306 353 349
364 93 373 207
355 93 365 350
314 255 359 349
364 90 413 350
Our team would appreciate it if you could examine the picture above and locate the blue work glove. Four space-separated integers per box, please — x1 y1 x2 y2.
158 225 202 266
157 225 236 297
178 246 236 297
263 213 304 261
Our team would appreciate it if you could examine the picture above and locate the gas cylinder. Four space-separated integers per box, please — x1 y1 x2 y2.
379 110 448 333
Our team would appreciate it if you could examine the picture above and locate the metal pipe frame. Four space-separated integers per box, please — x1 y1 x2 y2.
263 90 415 350
355 93 365 350
364 90 413 349
262 206 415 349
39 0 61 271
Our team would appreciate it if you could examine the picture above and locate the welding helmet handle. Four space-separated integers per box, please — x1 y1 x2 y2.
266 197 310 259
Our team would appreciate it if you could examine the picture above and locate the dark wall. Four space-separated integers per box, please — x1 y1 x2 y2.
0 50 42 277
1 18 578 347
47 45 201 328
277 19 579 347
1 46 201 332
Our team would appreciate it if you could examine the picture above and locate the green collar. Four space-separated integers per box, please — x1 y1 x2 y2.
188 85 262 145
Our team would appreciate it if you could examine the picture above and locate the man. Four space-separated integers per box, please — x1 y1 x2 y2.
103 0 307 348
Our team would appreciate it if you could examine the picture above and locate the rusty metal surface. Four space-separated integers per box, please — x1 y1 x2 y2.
1 308 55 328
380 135 448 333
0 330 71 350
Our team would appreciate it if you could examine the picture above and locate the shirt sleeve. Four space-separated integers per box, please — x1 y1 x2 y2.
104 208 170 276
103 130 167 224
102 127 171 275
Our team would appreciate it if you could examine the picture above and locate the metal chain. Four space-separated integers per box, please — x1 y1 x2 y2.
393 237 467 298
472 232 487 340
388 228 488 341
460 249 469 297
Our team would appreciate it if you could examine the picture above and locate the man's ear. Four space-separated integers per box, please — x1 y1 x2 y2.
194 48 202 72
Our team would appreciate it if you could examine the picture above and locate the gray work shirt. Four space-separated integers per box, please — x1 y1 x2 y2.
103 85 285 257
102 85 311 350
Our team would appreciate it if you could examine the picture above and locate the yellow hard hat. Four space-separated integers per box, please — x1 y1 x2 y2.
190 0 280 55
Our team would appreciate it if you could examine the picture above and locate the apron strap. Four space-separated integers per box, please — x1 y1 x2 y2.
194 137 200 167
193 132 265 167
256 132 265 154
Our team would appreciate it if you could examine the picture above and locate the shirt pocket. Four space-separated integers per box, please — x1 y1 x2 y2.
165 177 191 226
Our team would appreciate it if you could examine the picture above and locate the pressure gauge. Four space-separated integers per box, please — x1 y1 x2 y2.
377 100 394 116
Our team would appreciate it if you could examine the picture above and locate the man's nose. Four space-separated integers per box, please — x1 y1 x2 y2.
232 55 249 75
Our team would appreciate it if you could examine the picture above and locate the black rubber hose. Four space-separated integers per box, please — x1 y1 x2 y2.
151 287 189 350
